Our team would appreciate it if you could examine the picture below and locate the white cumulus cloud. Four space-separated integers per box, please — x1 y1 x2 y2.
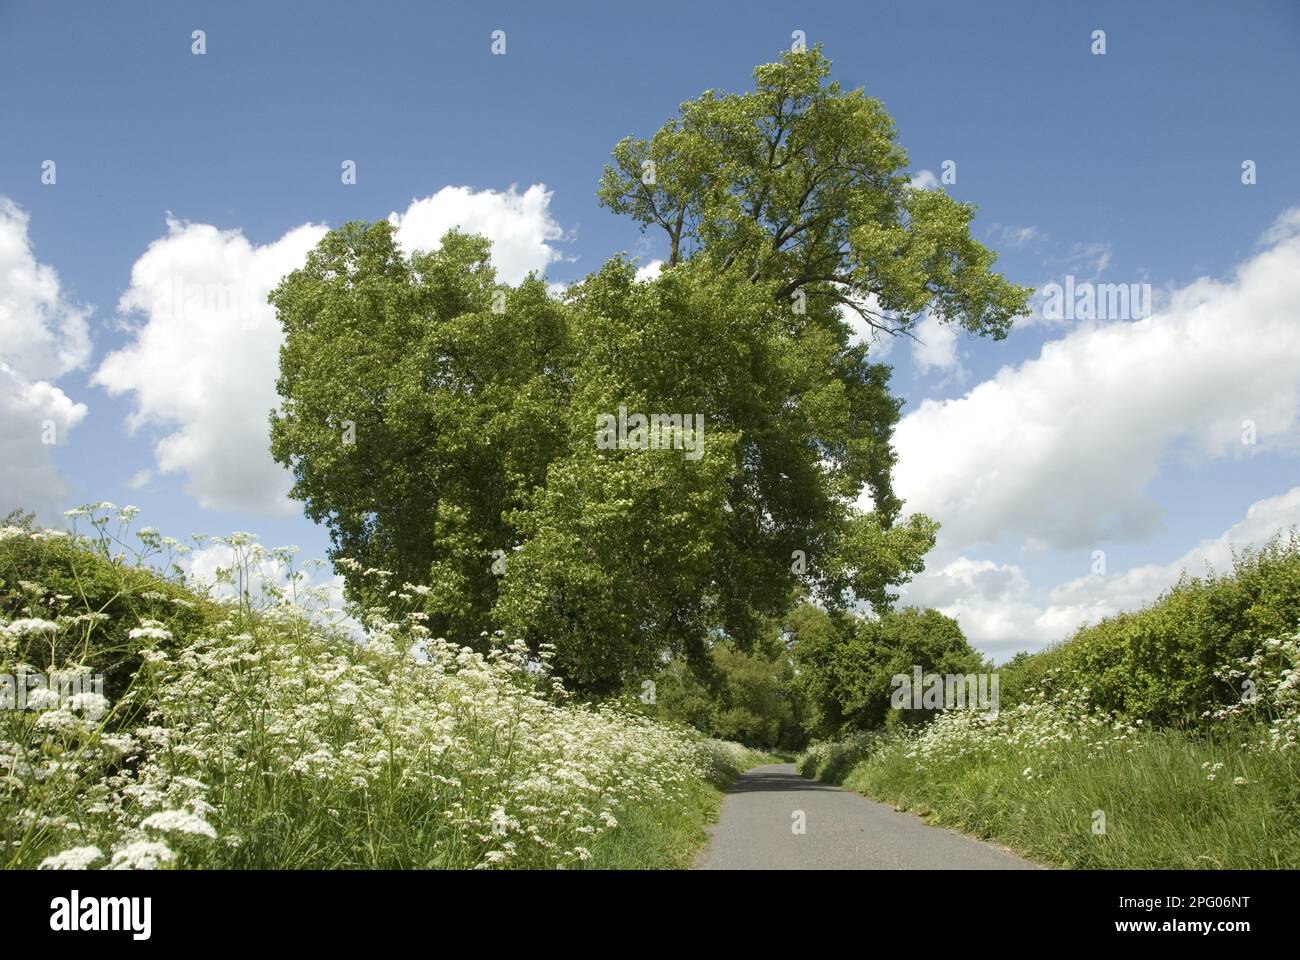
0 198 90 519
905 485 1300 658
94 218 328 515
0 367 87 518
634 259 664 282
389 184 565 284
909 170 939 191
1048 484 1300 620
0 198 91 381
892 208 1300 553
910 311 960 374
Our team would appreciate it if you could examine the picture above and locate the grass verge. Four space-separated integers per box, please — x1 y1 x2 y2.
800 717 1300 868
1 510 779 871
587 740 779 869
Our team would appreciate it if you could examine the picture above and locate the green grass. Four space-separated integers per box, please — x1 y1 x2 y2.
586 740 779 869
802 724 1300 869
799 555 1300 869
583 778 726 869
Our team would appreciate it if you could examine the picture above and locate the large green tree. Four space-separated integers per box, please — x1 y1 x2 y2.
599 45 1028 340
269 229 569 648
789 603 987 736
650 624 808 751
268 47 1027 694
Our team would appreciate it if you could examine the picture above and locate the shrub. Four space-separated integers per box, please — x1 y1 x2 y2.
1001 533 1300 725
649 633 807 751
697 738 778 781
0 508 221 711
797 730 894 783
790 603 987 737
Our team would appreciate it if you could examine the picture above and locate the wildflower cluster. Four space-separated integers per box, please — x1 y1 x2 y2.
803 634 1300 792
897 683 1143 773
1 508 716 870
797 730 897 779
1211 628 1300 751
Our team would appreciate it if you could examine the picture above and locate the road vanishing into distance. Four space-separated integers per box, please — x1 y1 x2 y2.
695 764 1037 870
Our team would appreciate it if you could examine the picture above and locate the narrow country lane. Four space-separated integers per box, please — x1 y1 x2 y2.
694 764 1038 870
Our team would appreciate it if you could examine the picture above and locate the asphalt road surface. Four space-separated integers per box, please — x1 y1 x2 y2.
694 763 1037 870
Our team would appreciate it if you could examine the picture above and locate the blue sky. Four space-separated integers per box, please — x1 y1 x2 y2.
2 0 1298 657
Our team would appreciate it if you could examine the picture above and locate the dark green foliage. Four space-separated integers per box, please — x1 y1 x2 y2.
268 46 1027 695
789 602 986 737
0 531 221 712
998 533 1300 725
650 628 808 751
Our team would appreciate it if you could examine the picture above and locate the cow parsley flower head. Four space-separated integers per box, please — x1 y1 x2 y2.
128 620 173 643
25 688 61 711
109 840 177 870
39 845 103 870
141 809 218 839
3 618 59 637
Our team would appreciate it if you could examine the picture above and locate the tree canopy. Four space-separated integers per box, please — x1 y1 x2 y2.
268 46 1026 694
789 603 987 736
599 45 1029 340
